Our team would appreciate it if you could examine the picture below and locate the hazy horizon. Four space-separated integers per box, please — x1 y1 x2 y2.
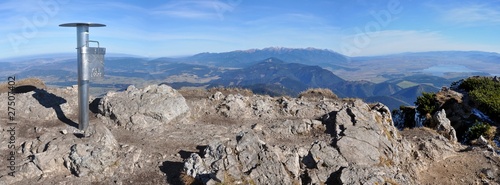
3 47 500 62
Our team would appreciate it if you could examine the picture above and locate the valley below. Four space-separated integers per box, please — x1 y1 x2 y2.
2 48 497 111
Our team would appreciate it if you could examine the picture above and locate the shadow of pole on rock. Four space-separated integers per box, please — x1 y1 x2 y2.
32 89 78 129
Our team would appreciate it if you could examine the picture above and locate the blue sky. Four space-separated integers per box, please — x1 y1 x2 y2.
1 0 500 59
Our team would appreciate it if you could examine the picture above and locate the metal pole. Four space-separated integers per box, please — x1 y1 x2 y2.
60 23 105 132
77 25 89 131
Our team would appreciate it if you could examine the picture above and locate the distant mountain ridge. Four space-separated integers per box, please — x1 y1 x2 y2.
155 47 350 68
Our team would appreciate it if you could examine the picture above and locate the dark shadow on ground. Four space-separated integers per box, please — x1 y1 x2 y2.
178 150 194 159
89 98 101 114
160 145 208 185
160 161 185 185
322 112 338 137
73 133 85 138
32 89 78 128
12 85 37 93
196 145 208 154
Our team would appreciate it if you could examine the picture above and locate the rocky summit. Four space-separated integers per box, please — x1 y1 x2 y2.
0 83 499 185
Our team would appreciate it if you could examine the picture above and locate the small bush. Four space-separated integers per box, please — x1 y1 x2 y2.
466 121 496 141
414 92 438 115
298 88 338 99
459 77 500 121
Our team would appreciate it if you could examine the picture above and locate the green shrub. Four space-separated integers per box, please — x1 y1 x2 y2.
414 92 438 115
466 121 495 141
458 77 500 121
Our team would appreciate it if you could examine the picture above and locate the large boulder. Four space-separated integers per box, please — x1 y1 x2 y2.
98 84 190 132
0 86 78 121
183 100 415 184
303 141 348 184
0 123 120 184
329 100 399 166
184 130 299 184
184 130 300 184
66 124 119 178
432 110 458 143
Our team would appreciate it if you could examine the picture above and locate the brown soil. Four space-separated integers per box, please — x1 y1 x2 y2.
401 128 500 185
418 151 500 185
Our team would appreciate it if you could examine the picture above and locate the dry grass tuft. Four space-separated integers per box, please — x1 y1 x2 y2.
435 88 463 105
179 172 201 185
298 88 338 100
485 125 497 140
384 178 399 185
177 88 210 99
208 87 254 96
378 156 395 167
0 77 46 93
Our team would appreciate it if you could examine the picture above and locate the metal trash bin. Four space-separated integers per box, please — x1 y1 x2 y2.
81 46 105 80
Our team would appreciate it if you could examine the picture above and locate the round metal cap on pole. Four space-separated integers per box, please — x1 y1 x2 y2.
59 23 106 132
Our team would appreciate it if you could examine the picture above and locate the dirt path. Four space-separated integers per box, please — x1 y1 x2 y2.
418 151 499 185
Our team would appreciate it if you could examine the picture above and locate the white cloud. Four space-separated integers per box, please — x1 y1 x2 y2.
441 3 500 25
150 0 241 20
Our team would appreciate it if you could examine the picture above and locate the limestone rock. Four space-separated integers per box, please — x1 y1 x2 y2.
331 100 397 166
0 87 78 121
432 109 458 143
209 91 225 101
308 141 347 170
319 100 415 184
183 100 418 185
269 119 323 136
477 135 489 146
183 130 297 184
195 93 342 120
0 123 120 184
66 124 119 178
184 153 208 180
98 84 190 132
338 166 387 184
305 141 348 183
116 145 142 175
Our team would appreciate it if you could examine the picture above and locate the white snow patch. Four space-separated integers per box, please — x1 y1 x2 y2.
472 108 493 123
414 111 424 127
